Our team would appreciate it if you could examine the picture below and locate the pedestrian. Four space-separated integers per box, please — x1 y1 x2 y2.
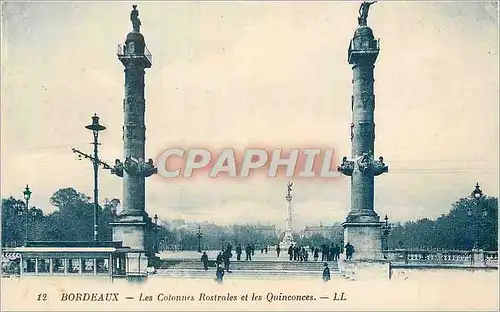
216 252 223 266
334 244 340 261
293 245 299 261
265 246 268 254
345 242 355 260
314 247 319 261
251 244 255 256
245 244 252 261
236 244 242 261
322 262 331 281
276 245 281 258
201 252 209 271
223 249 232 272
288 244 293 261
215 264 224 283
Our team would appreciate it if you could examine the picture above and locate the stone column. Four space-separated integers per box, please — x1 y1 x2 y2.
338 11 388 261
111 6 156 278
280 183 295 249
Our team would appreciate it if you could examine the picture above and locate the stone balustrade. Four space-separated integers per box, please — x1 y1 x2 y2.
383 249 498 268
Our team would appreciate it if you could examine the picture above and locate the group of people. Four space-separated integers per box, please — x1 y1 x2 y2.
200 241 355 284
201 242 259 282
234 243 256 261
286 242 355 262
287 244 310 261
319 244 342 261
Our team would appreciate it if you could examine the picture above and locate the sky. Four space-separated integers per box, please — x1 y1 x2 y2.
1 1 498 230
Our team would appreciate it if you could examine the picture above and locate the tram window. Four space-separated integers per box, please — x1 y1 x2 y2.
23 259 36 273
37 259 50 273
52 259 65 273
96 259 109 273
67 259 80 273
82 259 95 273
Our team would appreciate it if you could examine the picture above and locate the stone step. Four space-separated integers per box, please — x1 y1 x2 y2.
156 269 341 279
159 260 339 270
167 264 339 271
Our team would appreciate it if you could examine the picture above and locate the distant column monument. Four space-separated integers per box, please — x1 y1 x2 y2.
280 182 295 249
110 5 158 276
337 1 388 260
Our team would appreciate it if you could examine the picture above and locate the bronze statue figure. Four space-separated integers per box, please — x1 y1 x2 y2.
358 1 377 27
130 5 142 32
287 182 293 197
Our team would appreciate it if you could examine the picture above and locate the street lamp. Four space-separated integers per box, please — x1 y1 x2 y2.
197 225 203 253
85 114 106 241
472 182 483 200
154 214 158 254
381 214 391 251
22 185 32 245
470 183 486 250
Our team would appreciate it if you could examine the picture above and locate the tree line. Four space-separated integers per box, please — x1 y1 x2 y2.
1 187 497 251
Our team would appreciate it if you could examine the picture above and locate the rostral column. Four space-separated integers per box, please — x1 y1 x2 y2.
111 4 158 275
337 1 388 260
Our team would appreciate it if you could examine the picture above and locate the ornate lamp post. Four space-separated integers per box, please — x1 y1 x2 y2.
472 182 483 200
381 214 391 251
470 183 486 250
153 214 158 254
197 225 203 253
85 114 106 241
22 185 32 245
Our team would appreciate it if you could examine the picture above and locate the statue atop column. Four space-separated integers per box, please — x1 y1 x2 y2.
358 1 377 27
130 5 142 32
286 181 293 201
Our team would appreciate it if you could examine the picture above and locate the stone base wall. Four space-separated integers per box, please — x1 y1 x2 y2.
342 222 384 260
112 215 147 251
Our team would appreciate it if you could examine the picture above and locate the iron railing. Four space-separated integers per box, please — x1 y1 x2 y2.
117 44 152 66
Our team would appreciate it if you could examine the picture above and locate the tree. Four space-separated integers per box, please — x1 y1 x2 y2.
1 197 26 246
387 196 498 251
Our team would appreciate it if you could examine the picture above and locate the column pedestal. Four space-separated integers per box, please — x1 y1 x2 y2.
279 230 295 250
111 214 151 277
342 221 384 260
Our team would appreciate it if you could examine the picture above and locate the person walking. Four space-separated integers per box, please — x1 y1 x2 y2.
345 242 355 260
276 245 281 258
314 247 319 261
245 244 252 261
216 252 223 266
201 252 209 271
288 244 293 261
333 244 340 261
215 264 225 283
321 244 327 261
329 244 335 261
223 249 232 272
236 244 242 261
322 262 331 281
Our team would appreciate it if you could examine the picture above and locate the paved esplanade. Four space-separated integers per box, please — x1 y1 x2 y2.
338 1 388 260
111 5 158 275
